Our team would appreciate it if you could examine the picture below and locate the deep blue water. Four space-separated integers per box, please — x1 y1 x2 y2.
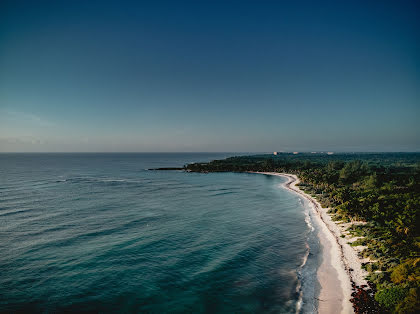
0 153 319 313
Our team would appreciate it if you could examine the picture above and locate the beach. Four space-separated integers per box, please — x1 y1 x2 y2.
257 172 369 314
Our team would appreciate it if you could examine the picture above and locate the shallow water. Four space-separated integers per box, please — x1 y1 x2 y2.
0 153 319 313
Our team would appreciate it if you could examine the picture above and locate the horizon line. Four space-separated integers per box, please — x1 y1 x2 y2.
1 151 419 154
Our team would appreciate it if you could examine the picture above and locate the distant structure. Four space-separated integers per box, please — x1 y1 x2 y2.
293 152 299 155
273 152 278 155
327 152 334 155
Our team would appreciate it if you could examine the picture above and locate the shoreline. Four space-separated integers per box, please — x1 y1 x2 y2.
255 172 369 314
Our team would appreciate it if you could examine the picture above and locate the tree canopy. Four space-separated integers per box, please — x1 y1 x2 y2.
184 153 420 314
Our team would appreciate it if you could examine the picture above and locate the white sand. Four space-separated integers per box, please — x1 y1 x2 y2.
255 172 369 314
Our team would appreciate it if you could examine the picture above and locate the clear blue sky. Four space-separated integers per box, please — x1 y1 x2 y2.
0 0 418 152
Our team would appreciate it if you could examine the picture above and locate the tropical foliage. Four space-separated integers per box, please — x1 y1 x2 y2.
184 153 420 313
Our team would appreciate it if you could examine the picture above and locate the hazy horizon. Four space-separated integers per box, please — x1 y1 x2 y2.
1 151 419 154
1 0 419 153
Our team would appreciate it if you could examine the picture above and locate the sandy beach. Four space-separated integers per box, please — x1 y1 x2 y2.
256 172 369 314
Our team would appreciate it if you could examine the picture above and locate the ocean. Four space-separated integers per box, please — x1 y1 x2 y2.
0 153 320 313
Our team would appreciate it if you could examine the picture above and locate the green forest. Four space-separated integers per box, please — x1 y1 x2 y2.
184 153 420 314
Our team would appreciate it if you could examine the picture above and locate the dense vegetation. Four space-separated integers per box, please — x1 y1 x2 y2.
184 153 420 314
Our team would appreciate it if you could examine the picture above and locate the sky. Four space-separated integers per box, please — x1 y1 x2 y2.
0 0 419 152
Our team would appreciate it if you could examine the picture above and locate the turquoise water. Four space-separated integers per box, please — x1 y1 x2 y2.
0 153 319 313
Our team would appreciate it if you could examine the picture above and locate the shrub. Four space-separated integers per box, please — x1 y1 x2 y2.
391 263 410 284
350 287 381 313
395 288 420 314
375 287 408 310
391 259 419 284
368 272 386 286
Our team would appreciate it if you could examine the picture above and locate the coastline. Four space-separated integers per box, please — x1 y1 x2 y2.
255 172 369 314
